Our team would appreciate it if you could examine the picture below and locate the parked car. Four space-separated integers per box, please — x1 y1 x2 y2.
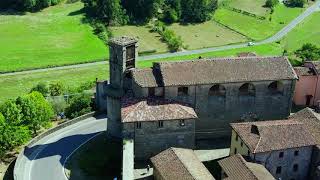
248 42 255 46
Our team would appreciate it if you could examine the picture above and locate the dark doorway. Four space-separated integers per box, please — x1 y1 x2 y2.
306 95 313 106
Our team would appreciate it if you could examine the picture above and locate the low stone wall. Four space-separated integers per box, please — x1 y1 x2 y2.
13 112 96 180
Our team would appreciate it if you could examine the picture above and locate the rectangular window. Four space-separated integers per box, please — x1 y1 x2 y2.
248 150 250 156
158 121 164 128
179 120 185 126
178 86 189 96
136 122 142 129
293 164 298 172
240 141 243 147
279 152 284 158
294 150 299 156
126 45 135 69
148 87 155 97
276 166 282 174
234 148 237 154
235 134 239 141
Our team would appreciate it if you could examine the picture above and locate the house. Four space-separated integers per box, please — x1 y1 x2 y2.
151 147 215 180
218 154 274 180
230 120 316 180
293 61 320 107
121 97 197 159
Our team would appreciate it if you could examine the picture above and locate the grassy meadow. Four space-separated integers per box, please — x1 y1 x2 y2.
0 2 108 73
167 21 249 50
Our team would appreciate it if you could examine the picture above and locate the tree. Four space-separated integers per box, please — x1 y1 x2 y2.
96 0 128 25
265 0 279 8
47 97 67 115
17 92 54 135
65 94 92 119
0 100 22 126
285 0 306 7
295 43 320 61
122 0 161 22
30 82 49 97
49 82 65 96
181 0 217 22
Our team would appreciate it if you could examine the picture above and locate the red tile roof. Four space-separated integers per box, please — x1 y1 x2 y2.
121 97 197 123
231 120 316 153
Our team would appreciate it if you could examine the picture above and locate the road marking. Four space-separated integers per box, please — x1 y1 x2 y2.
62 131 104 180
27 118 104 180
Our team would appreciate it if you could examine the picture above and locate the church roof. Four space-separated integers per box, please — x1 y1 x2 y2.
132 56 297 87
231 120 316 153
121 97 197 123
151 148 215 180
218 154 274 180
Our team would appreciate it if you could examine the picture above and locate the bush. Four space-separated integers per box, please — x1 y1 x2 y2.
265 0 279 8
30 82 49 97
49 82 65 96
48 97 68 115
285 0 306 7
65 94 92 119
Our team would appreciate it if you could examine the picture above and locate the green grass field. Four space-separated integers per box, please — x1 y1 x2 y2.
281 12 320 51
111 25 169 54
167 21 249 50
0 2 108 73
214 4 305 40
228 0 269 16
0 43 283 103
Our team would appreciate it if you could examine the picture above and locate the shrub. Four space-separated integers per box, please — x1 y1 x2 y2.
30 82 49 97
265 0 279 8
65 94 92 119
49 82 65 96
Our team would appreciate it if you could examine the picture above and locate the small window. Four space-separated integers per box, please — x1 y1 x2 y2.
158 121 164 128
234 148 237 154
276 166 282 174
248 150 250 156
148 87 155 97
178 87 189 96
235 134 239 141
279 152 284 158
179 120 185 126
294 150 299 156
293 164 298 172
240 141 244 147
136 122 142 129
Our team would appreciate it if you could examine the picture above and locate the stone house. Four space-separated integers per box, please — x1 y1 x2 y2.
121 97 197 159
218 154 274 180
151 147 214 180
230 120 316 180
294 61 320 107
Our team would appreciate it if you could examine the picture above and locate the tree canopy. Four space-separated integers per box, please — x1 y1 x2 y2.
295 43 320 62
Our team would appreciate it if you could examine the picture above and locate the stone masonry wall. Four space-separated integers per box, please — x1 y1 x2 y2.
122 119 195 160
252 146 313 180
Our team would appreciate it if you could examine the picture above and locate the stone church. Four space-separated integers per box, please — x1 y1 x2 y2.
96 36 297 158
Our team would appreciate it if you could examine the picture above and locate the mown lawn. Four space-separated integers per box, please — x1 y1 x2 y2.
111 25 169 54
167 21 249 50
214 4 305 40
281 12 320 51
0 2 108 73
0 43 282 103
228 0 269 16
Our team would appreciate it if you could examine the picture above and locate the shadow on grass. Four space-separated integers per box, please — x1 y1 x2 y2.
65 134 122 180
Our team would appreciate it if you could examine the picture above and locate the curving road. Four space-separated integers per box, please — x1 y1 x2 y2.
1 1 319 77
15 115 107 180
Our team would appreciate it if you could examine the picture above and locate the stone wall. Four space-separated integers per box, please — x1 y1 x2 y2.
106 96 122 137
122 119 195 160
132 80 296 139
253 146 313 180
310 145 320 180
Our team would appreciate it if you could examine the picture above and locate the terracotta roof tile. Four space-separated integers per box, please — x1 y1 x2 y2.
151 148 215 180
133 56 297 87
289 108 320 145
294 67 315 76
231 120 316 153
121 97 197 123
218 154 274 180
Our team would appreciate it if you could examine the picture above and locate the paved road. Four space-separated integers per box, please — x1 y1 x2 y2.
1 1 319 77
17 115 107 180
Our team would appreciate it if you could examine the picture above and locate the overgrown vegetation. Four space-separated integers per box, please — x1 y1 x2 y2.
285 0 306 8
294 43 320 62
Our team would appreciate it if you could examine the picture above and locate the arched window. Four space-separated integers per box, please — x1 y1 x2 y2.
239 83 255 96
209 84 226 97
268 81 283 95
